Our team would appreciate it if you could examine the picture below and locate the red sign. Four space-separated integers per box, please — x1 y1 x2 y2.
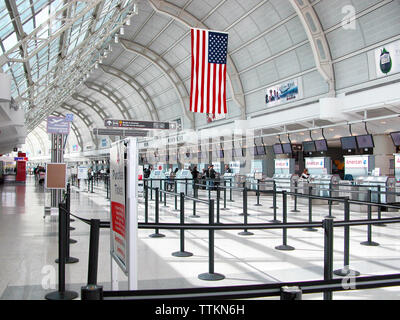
16 160 26 182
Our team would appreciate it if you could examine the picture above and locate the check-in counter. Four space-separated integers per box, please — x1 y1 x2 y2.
298 175 339 204
356 176 397 211
273 174 299 193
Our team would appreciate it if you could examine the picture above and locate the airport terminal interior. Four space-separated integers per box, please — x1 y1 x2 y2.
1 0 400 301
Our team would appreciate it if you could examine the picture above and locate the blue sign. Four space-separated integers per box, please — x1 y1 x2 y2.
47 116 70 134
65 114 74 122
101 138 107 147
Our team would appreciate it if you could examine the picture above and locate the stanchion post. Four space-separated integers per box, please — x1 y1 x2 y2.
229 178 234 202
221 180 229 211
216 186 221 224
173 180 179 212
303 186 318 232
269 182 281 223
81 219 103 300
149 188 165 238
280 287 302 300
275 191 294 251
374 185 386 227
45 203 78 300
172 193 193 257
291 180 300 213
239 187 253 236
254 179 262 206
63 183 78 262
144 183 149 223
198 199 225 281
323 218 334 300
361 190 380 246
334 197 360 277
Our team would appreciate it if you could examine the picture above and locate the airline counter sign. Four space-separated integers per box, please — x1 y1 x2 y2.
345 156 369 169
275 159 289 169
395 155 400 169
305 158 325 169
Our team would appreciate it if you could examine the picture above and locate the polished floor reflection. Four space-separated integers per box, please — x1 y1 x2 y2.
1 176 400 300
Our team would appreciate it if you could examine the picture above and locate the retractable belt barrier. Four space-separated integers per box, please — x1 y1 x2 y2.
58 178 400 300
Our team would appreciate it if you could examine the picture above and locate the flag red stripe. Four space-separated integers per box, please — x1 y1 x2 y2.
194 29 200 114
223 64 227 114
212 63 217 115
218 64 222 114
200 30 206 114
190 29 195 113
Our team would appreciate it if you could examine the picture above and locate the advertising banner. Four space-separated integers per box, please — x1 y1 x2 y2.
265 78 301 106
110 141 127 272
16 160 26 182
375 40 400 78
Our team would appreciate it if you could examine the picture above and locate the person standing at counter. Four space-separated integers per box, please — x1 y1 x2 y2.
301 168 310 181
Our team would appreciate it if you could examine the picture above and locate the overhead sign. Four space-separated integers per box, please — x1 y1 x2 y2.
345 156 369 169
47 116 70 135
265 78 302 106
305 158 325 169
104 119 176 130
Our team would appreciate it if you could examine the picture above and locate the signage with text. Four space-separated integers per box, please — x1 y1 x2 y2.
47 116 70 134
105 119 175 130
345 156 369 169
275 159 290 169
110 141 127 272
305 158 325 169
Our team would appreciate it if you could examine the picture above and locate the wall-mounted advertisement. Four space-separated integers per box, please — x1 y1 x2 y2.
375 40 400 78
265 78 301 106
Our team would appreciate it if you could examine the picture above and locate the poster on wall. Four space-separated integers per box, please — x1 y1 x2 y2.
375 40 400 78
265 78 301 106
110 140 127 273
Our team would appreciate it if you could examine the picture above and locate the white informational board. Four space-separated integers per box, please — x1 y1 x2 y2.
109 138 138 290
110 140 128 273
77 166 88 180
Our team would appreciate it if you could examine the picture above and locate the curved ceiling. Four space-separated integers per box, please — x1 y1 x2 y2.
3 0 400 151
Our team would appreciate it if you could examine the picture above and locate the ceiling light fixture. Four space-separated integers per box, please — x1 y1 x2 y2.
120 27 124 35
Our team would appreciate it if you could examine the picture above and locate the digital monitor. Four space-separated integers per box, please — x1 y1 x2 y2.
356 135 374 149
303 141 316 152
256 145 266 155
198 152 203 159
165 155 169 162
340 136 357 150
282 143 292 154
314 139 328 152
390 132 400 146
218 150 224 158
273 144 283 155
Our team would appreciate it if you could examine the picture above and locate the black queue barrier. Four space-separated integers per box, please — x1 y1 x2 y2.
45 202 78 300
149 188 165 238
333 197 360 277
81 219 103 300
198 199 225 281
360 190 380 247
172 193 193 258
303 186 318 232
238 187 254 236
275 191 294 251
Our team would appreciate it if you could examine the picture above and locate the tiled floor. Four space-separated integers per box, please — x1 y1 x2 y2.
1 176 400 300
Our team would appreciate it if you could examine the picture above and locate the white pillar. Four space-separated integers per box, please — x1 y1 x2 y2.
373 134 396 176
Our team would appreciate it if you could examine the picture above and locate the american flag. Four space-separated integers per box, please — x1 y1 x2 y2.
190 28 228 115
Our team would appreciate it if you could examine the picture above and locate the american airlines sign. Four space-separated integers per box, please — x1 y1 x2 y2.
275 159 289 169
305 158 325 169
345 156 369 169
